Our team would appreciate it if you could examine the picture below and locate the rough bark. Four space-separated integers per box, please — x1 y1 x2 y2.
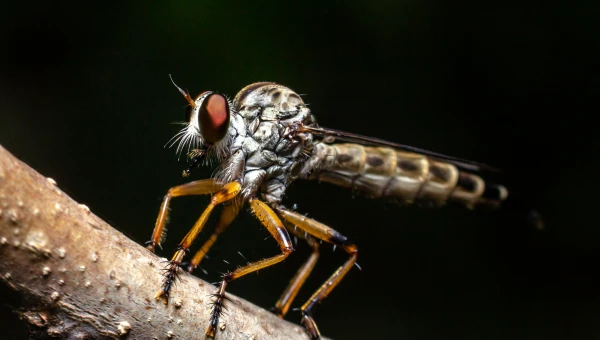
0 145 312 340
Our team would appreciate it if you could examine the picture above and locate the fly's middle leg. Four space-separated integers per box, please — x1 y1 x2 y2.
186 201 240 273
154 181 241 304
276 206 359 340
205 198 293 338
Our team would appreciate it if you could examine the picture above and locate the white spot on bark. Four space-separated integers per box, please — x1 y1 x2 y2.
42 267 51 276
78 265 86 272
85 281 91 287
117 321 131 335
56 248 66 259
8 209 19 223
91 252 98 262
0 237 6 245
58 279 65 286
167 330 174 338
51 291 60 301
46 178 57 186
78 204 90 213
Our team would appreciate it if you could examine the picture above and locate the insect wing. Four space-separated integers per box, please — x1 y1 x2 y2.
302 126 502 174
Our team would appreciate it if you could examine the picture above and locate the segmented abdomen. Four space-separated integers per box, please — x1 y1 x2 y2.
308 143 508 208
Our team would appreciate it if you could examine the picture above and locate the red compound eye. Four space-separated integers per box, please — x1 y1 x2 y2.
198 93 230 144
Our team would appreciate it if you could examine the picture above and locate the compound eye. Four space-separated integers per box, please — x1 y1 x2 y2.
198 93 230 144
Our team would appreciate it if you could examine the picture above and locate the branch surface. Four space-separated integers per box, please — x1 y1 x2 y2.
0 145 312 340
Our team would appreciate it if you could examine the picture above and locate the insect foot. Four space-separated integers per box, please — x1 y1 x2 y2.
205 274 231 338
154 260 181 304
301 312 322 340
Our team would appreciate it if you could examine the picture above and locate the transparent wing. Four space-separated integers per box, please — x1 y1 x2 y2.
302 126 501 174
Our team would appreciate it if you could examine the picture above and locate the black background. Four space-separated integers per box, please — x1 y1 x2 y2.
1 1 598 339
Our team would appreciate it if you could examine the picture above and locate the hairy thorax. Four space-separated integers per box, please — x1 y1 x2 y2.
214 82 317 204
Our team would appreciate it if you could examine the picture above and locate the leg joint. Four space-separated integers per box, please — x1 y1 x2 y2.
343 244 358 255
282 245 294 256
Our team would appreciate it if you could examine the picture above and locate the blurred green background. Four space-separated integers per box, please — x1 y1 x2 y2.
1 1 598 339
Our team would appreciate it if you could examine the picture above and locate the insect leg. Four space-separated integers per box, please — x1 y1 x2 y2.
147 178 222 252
276 206 358 340
186 201 241 273
155 182 241 304
206 198 293 338
272 221 320 318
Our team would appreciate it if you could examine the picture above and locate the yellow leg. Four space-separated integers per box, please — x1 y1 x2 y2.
154 182 241 304
205 198 293 338
187 202 240 273
273 222 320 318
276 206 359 340
147 178 222 252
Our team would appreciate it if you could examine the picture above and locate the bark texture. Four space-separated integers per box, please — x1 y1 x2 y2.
0 145 312 340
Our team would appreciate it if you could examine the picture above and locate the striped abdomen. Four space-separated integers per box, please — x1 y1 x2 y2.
308 143 508 208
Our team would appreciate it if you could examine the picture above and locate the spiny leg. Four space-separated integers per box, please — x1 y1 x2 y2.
206 198 293 338
147 178 222 252
273 221 320 318
276 206 359 340
186 201 240 273
155 182 241 304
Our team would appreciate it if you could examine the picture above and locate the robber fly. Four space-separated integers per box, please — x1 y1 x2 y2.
145 78 542 339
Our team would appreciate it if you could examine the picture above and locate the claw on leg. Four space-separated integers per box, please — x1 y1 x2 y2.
154 259 182 305
206 279 228 338
302 313 321 340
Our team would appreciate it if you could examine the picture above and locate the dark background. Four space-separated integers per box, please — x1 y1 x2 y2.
1 1 598 339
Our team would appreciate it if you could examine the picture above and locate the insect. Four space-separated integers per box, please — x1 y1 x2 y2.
145 78 542 339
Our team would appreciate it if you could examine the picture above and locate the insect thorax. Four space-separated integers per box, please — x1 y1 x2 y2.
215 82 318 204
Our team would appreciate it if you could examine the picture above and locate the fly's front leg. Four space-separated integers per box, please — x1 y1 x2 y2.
154 182 241 304
276 207 359 340
147 178 222 252
273 222 320 318
186 201 240 273
206 198 293 338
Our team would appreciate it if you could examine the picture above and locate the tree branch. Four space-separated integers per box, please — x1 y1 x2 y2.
0 145 312 339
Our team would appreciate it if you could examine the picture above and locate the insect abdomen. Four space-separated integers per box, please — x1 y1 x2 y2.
309 143 507 208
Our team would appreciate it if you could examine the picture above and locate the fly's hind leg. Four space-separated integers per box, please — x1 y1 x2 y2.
272 221 320 318
206 198 293 338
276 206 359 340
154 181 241 304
